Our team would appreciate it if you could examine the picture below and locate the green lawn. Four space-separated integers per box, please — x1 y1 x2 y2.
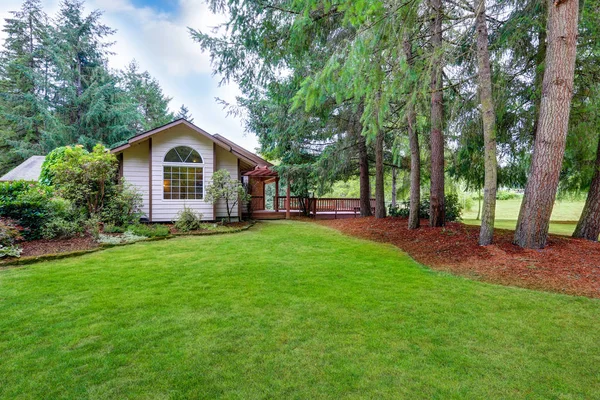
1 221 599 399
463 199 585 236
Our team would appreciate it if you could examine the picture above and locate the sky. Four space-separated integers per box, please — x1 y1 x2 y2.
0 0 260 152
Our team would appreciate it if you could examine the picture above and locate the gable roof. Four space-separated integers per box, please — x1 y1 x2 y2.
213 134 273 167
110 119 271 168
0 156 45 182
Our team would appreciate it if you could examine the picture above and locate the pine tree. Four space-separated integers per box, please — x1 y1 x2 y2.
514 0 579 249
175 104 193 123
121 60 173 131
0 0 53 173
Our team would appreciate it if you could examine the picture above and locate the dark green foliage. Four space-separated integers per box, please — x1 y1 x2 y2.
127 223 170 238
389 194 463 222
40 197 84 239
0 1 175 174
102 224 126 234
0 180 53 239
101 182 143 226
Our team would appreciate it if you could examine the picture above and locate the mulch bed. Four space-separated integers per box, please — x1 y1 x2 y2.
320 217 600 299
19 236 99 258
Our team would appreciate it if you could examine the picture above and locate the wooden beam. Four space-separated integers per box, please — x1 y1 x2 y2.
286 181 291 220
213 142 217 221
274 177 279 212
148 138 153 222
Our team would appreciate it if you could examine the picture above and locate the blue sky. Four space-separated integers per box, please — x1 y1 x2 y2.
0 0 259 152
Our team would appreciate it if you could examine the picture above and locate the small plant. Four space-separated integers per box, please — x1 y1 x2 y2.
84 215 102 240
0 244 22 258
128 223 170 238
41 218 83 239
174 207 203 232
97 231 147 245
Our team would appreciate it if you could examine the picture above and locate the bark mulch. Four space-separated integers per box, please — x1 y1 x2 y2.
319 217 600 299
19 236 99 258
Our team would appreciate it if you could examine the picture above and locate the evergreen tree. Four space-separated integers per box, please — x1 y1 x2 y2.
120 60 173 130
175 104 193 123
0 0 54 173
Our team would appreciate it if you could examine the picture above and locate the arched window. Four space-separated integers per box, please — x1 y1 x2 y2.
163 146 204 200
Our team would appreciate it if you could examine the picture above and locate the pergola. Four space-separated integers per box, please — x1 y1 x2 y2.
243 166 291 219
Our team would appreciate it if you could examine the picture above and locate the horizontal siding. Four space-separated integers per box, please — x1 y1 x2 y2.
151 125 215 221
122 143 149 218
215 146 239 219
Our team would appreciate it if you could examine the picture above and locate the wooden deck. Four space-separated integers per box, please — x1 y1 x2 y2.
246 210 365 220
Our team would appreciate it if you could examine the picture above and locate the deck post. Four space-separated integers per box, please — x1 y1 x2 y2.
286 181 291 220
275 178 279 212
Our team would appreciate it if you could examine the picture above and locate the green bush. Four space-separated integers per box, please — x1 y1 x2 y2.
39 146 76 186
128 223 170 238
496 190 520 200
102 182 143 226
98 231 147 245
0 219 23 258
0 244 22 258
103 224 126 233
50 144 118 217
0 181 54 239
174 207 203 232
0 219 23 247
388 194 463 222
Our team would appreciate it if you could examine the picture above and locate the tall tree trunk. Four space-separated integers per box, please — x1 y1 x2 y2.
391 167 397 208
404 35 421 230
375 128 386 218
573 136 600 241
474 0 498 246
514 0 579 249
358 132 372 217
429 0 445 227
532 7 547 142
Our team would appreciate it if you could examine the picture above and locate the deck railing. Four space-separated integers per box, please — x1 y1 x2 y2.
270 196 376 216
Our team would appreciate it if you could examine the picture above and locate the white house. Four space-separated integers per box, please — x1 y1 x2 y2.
111 119 273 222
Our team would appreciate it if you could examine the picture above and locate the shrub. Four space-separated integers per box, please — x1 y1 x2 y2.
0 244 22 258
174 207 203 232
103 224 126 233
496 190 520 200
50 144 118 216
98 231 147 245
84 215 102 240
387 194 463 222
39 146 75 186
41 197 85 239
0 219 23 247
0 219 23 259
0 181 53 239
127 223 170 238
102 182 143 226
41 218 83 240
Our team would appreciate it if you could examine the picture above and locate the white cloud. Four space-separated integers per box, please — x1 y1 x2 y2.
0 0 259 152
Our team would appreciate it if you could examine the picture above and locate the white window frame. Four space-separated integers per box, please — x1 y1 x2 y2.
162 147 205 201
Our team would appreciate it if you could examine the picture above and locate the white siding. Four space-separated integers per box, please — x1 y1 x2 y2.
215 146 240 219
151 125 215 221
122 142 149 218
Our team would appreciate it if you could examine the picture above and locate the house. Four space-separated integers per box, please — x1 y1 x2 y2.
0 156 46 182
111 119 279 222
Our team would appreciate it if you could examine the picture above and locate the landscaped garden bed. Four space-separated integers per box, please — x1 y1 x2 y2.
320 217 600 298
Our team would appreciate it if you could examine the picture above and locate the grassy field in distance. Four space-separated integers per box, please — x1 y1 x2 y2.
462 199 585 236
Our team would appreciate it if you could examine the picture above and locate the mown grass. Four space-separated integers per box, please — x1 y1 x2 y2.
463 199 585 235
0 221 599 399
